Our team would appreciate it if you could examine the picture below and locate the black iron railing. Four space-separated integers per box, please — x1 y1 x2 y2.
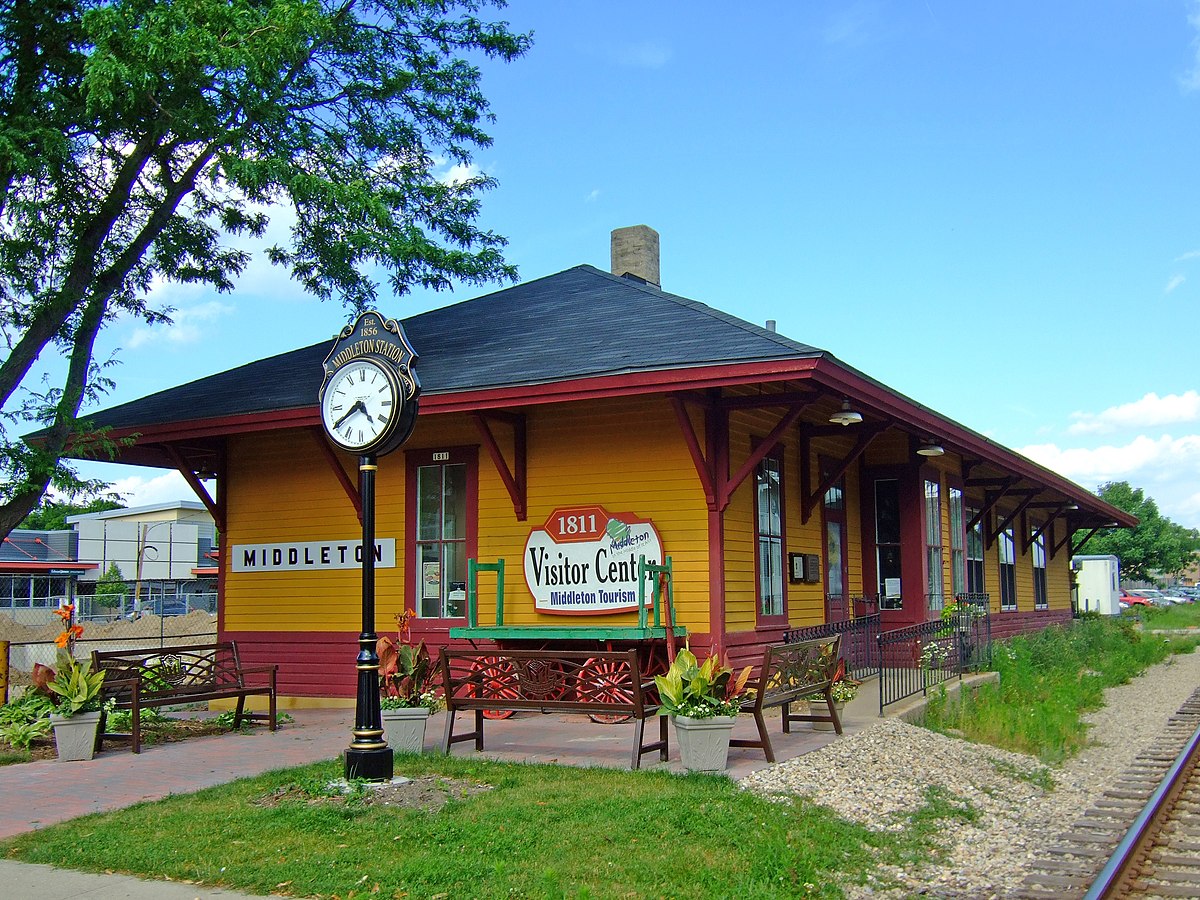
877 594 991 714
784 609 881 683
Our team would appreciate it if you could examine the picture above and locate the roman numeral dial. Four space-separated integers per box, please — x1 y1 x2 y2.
319 357 402 452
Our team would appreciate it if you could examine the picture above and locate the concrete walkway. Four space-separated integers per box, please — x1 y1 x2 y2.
0 679 939 899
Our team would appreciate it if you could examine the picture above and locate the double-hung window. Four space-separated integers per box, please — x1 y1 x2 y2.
998 527 1017 611
924 479 944 612
1032 532 1048 609
755 452 785 620
949 488 966 597
408 448 477 620
966 508 985 594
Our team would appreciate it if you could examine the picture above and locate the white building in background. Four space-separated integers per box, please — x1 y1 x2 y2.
67 500 218 618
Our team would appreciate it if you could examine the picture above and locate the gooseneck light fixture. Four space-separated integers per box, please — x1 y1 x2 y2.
829 398 863 427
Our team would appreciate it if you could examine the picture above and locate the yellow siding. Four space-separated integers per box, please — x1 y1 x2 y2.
223 397 712 636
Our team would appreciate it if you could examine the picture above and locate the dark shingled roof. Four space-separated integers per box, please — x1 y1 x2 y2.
85 265 825 430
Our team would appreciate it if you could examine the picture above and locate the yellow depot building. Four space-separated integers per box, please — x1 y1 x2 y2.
67 226 1134 705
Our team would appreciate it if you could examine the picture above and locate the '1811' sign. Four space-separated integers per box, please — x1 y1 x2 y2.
524 506 664 615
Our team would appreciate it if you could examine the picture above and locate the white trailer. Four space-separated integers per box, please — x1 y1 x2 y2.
1073 555 1121 615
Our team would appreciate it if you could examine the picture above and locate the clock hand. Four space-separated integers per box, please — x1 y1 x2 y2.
332 400 365 430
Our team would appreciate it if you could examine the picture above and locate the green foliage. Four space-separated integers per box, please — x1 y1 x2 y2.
92 562 129 609
46 649 106 716
0 690 56 726
0 0 531 537
654 645 751 718
919 617 1198 762
1076 482 1200 582
0 755 937 898
0 717 50 751
19 495 124 531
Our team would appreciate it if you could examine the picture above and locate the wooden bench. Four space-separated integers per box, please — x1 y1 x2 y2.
91 641 278 754
730 635 843 762
439 647 668 769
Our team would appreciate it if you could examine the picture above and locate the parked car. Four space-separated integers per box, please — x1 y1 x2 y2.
1119 590 1152 608
1129 589 1174 607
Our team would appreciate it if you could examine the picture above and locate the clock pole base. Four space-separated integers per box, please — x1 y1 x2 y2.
345 746 394 782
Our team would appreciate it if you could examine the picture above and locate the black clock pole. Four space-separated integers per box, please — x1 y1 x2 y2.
344 455 393 781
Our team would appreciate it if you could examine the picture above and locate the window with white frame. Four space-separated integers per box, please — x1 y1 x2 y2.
414 460 469 619
925 479 944 612
998 527 1017 610
1032 531 1048 609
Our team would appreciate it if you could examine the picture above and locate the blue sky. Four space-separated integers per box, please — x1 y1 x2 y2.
62 1 1200 527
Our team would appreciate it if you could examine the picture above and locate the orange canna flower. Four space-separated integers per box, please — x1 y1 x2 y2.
69 624 84 640
55 632 70 647
52 606 73 622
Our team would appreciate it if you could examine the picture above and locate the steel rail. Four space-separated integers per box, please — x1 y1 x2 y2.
1083 717 1200 899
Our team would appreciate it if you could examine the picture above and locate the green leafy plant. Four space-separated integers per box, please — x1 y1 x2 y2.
93 562 129 610
0 717 51 751
46 648 107 716
654 644 751 719
377 610 440 712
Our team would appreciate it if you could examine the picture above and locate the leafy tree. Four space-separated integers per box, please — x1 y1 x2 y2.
0 0 530 539
92 561 129 610
1075 482 1200 583
19 494 124 531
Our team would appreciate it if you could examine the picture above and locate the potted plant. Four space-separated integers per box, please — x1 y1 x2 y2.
43 605 106 760
376 610 440 752
654 645 751 773
809 657 859 732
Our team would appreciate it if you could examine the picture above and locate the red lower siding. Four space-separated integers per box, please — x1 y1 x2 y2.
226 630 360 698
989 608 1073 642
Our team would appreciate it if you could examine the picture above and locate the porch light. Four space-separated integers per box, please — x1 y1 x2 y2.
916 439 945 457
829 398 863 426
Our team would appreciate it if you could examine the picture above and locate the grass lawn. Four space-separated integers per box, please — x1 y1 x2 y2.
1 753 967 899
1139 601 1200 631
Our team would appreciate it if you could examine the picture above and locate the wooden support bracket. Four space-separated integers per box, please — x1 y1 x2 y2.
1026 502 1069 554
472 411 527 521
1071 526 1103 558
803 423 887 524
988 489 1040 550
309 426 361 523
164 444 226 533
670 396 717 509
720 405 808 511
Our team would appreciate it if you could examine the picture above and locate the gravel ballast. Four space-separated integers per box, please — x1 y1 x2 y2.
740 644 1200 898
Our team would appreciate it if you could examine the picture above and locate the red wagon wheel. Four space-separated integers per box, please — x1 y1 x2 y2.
467 656 518 720
578 656 635 725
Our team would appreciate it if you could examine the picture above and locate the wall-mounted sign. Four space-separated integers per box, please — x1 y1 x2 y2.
232 539 396 573
524 506 663 615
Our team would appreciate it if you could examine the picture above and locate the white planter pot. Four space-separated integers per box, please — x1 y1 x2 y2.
49 710 101 761
381 706 430 753
807 700 845 732
672 714 736 773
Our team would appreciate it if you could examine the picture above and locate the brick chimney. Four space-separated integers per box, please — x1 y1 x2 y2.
610 225 660 287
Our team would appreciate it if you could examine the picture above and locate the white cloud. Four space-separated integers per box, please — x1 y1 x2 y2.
1184 1 1200 91
1019 434 1200 528
102 469 196 508
615 42 671 69
126 300 234 349
1166 274 1186 293
1067 391 1200 435
1175 249 1200 261
584 189 600 203
438 161 482 186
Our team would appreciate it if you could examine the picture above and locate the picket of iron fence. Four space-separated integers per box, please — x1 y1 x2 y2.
877 593 991 715
784 607 881 683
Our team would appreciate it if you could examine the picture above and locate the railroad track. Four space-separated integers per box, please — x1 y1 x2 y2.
1017 690 1200 899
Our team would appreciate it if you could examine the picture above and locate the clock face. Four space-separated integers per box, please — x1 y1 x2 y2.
320 358 401 451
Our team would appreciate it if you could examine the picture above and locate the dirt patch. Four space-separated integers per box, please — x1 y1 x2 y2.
0 610 216 645
256 775 493 813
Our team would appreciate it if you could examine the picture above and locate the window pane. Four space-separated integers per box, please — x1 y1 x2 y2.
823 484 843 510
826 520 844 597
875 480 901 544
444 540 466 617
924 480 941 546
759 536 783 616
416 465 442 541
442 464 467 540
418 543 442 618
756 458 781 537
949 488 964 551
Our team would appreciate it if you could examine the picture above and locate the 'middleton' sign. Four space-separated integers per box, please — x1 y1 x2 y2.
524 506 663 614
232 539 396 573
